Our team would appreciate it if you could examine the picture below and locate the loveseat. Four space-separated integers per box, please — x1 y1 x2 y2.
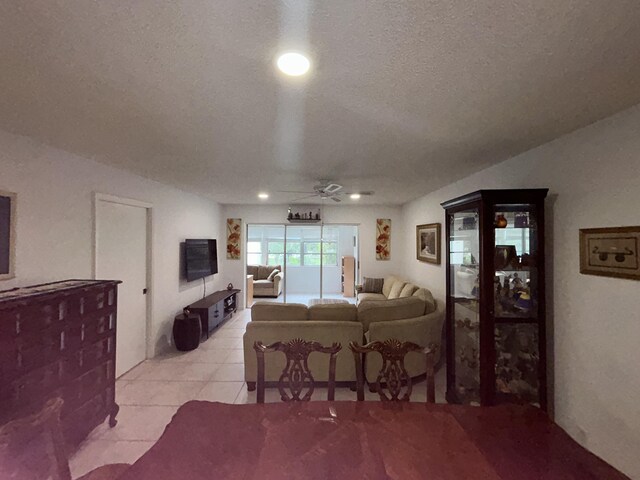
247 264 283 298
243 278 444 388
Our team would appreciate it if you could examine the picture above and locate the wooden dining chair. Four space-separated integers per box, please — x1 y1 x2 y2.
350 339 436 403
254 339 341 403
0 397 130 480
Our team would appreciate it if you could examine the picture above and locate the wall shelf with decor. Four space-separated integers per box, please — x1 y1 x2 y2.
441 189 549 411
286 205 321 223
287 218 321 224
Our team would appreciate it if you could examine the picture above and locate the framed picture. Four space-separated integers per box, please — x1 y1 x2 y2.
0 190 17 280
416 223 441 264
579 226 640 280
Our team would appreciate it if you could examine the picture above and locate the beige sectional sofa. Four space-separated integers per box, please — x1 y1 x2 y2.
247 264 283 297
243 275 444 389
243 303 362 390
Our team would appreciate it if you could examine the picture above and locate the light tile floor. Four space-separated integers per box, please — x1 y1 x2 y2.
69 308 446 478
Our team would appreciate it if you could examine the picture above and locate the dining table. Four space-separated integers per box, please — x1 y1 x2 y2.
118 400 629 480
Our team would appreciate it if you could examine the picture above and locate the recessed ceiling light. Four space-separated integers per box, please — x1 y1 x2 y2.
258 193 269 199
277 52 310 76
350 193 361 200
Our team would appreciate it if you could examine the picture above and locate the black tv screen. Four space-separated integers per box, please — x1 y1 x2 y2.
185 239 218 282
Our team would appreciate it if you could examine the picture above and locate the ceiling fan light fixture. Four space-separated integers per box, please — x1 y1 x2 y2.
350 193 361 200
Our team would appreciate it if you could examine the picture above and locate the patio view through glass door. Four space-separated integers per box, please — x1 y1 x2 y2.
246 224 358 305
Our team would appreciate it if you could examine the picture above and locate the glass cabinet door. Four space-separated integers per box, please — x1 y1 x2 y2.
449 208 480 404
493 205 540 404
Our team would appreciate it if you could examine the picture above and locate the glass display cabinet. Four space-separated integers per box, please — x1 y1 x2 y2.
441 189 548 410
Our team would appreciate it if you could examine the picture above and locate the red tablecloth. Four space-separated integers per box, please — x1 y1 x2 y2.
119 401 628 480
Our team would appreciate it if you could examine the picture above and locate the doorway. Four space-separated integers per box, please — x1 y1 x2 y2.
246 223 358 305
94 193 151 377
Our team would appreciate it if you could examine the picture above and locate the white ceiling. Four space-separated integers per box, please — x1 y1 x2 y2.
1 1 639 205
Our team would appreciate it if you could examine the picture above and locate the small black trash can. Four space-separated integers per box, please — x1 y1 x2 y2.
173 312 201 351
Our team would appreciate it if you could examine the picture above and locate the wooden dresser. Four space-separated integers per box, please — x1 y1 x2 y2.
0 280 121 450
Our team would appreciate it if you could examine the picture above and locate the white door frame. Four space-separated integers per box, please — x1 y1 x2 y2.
93 192 154 359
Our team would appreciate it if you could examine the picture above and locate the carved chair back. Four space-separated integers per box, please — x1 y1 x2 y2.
0 397 72 480
0 397 130 480
254 339 341 403
350 339 436 403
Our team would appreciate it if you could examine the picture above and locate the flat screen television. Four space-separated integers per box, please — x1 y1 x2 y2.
185 239 218 282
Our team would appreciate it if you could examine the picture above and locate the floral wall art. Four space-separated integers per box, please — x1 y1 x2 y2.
376 218 391 260
226 218 242 259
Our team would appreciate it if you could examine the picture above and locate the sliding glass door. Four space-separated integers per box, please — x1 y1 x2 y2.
246 223 358 305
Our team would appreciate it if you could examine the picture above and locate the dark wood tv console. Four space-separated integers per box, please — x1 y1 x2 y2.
188 289 240 338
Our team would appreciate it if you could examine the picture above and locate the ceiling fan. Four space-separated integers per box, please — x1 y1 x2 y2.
277 182 374 203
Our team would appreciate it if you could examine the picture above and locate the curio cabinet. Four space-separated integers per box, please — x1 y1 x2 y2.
441 189 548 410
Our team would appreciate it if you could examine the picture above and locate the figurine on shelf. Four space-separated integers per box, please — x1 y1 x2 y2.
495 214 508 228
295 212 300 219
511 273 523 290
514 213 529 228
287 208 293 220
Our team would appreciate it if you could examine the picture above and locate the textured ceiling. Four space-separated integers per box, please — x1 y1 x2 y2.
1 1 639 205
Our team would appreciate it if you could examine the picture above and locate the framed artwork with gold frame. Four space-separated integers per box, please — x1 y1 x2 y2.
579 226 640 280
416 223 441 264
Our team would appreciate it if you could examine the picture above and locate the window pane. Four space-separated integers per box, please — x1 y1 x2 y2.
247 253 262 265
247 241 261 254
286 242 301 254
287 254 301 266
268 241 284 254
304 242 321 253
267 254 284 265
323 254 337 266
305 254 321 266
323 242 337 253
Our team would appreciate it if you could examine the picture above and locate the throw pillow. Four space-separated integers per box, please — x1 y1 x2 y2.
387 280 407 299
399 283 417 298
267 269 280 281
362 277 384 293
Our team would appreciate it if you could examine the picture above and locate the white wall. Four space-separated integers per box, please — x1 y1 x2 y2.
221 205 402 306
400 104 640 478
0 130 224 358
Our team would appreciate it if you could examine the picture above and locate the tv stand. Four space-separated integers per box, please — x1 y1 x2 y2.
188 289 240 338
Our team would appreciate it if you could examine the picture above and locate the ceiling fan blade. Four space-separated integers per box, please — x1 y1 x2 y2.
289 194 318 202
331 196 342 202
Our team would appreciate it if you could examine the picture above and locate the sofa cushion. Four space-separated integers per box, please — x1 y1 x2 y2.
413 288 436 314
399 283 417 298
362 277 383 293
357 292 387 302
246 265 258 277
267 268 280 281
387 280 407 299
257 265 272 280
308 303 358 322
250 302 308 322
357 297 426 331
382 275 400 298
